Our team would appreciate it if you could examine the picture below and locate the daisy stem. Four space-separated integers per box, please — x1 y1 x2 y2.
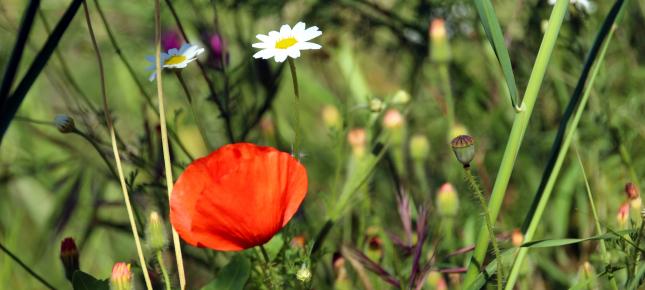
157 250 172 290
81 1 153 290
175 71 213 150
154 0 187 289
287 58 302 155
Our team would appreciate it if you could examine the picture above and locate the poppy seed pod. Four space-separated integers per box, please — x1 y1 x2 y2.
451 135 475 167
54 115 76 133
59 237 79 282
110 262 133 290
170 143 308 251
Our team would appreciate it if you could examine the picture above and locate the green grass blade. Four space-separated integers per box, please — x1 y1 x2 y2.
0 0 83 145
473 0 519 110
521 231 632 248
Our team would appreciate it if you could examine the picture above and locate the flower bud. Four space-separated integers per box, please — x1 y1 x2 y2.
296 264 312 283
617 202 630 228
322 105 341 130
436 183 459 217
60 237 79 282
409 134 430 161
577 261 597 289
426 271 447 290
430 19 450 62
146 211 168 251
383 109 404 129
260 115 275 137
451 135 475 167
291 235 305 248
347 128 367 157
161 30 182 51
369 98 384 113
449 123 469 139
511 229 524 247
626 182 639 200
110 262 133 290
54 115 76 133
391 90 410 105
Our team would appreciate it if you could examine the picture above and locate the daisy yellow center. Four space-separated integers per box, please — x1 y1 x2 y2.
275 37 298 49
165 55 187 65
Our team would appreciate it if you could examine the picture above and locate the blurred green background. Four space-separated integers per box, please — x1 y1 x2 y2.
0 0 644 289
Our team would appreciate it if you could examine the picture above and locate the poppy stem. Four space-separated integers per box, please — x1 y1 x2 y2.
156 250 172 290
81 1 153 290
154 0 187 288
260 245 271 263
287 58 302 156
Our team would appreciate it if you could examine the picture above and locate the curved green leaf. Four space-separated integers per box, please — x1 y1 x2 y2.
201 254 251 290
72 271 109 290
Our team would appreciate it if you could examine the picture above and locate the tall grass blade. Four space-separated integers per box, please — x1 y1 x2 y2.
473 0 519 110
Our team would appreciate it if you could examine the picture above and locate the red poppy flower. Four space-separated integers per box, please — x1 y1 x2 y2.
170 143 308 251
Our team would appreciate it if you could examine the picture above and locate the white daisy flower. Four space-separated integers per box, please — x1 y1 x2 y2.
146 43 204 81
252 22 322 63
548 0 595 13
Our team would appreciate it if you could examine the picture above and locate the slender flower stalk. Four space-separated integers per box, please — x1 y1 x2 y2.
154 0 187 288
463 0 569 286
288 58 302 154
80 1 152 289
157 251 172 290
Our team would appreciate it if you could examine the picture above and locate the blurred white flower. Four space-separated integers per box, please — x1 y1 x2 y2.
252 22 322 63
146 43 204 81
548 0 595 13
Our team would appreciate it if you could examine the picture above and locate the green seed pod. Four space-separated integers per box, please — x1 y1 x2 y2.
410 134 430 161
54 114 76 133
450 135 475 167
146 211 168 251
436 183 459 217
391 90 410 105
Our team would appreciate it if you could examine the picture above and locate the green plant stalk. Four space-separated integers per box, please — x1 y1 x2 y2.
175 71 213 150
81 1 153 289
157 251 172 290
465 167 503 290
287 58 302 154
413 161 430 200
259 245 277 290
153 0 187 288
438 63 454 135
576 150 619 290
0 242 55 290
463 0 569 286
503 9 618 289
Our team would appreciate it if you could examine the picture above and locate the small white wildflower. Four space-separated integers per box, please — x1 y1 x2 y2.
146 43 204 81
548 0 595 13
252 22 322 63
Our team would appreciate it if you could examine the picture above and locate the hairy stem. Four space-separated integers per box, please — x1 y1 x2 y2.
157 251 172 290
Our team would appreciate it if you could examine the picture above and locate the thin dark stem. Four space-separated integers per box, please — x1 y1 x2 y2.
74 130 118 179
260 245 271 263
0 0 40 106
0 242 56 290
287 58 302 154
163 0 235 143
311 220 334 255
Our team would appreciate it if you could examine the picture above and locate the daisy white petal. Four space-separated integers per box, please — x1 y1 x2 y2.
274 50 289 62
251 22 322 62
292 22 306 34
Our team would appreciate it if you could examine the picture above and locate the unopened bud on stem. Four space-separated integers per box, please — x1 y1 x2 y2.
60 237 79 282
54 115 76 133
